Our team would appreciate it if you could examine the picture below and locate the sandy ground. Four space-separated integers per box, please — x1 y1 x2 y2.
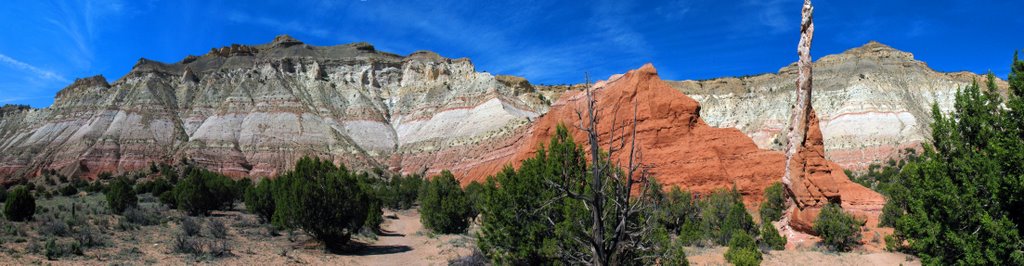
685 246 921 266
0 195 473 265
336 209 475 265
0 194 915 265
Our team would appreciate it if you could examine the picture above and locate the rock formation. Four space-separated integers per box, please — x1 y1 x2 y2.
780 0 885 236
0 35 548 182
670 44 1007 171
784 0 815 192
457 64 790 202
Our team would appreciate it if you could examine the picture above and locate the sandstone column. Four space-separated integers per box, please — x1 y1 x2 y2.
783 0 814 207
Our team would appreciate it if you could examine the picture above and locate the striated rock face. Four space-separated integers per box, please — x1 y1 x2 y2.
0 35 547 182
457 64 790 202
670 41 1007 171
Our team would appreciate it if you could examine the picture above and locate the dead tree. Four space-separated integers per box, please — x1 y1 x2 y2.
549 73 656 265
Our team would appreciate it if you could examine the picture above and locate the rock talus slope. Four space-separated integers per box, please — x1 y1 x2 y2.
671 41 1007 171
0 35 548 181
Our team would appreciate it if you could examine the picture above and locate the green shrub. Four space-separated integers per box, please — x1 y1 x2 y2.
123 206 160 226
173 168 237 216
370 173 424 210
760 222 786 250
4 186 35 221
394 174 422 209
44 238 82 260
662 237 690 266
135 178 173 196
813 203 861 251
84 181 105 193
208 219 227 239
464 180 485 218
158 190 176 208
181 217 201 236
880 68 1024 264
662 187 699 235
44 237 59 260
725 230 761 266
758 182 786 223
106 177 137 214
271 157 370 251
878 197 901 227
364 200 383 233
244 178 275 223
0 188 7 202
419 170 472 234
701 188 755 245
58 185 78 197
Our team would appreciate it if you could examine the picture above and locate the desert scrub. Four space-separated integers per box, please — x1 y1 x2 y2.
270 157 371 251
123 206 160 226
813 203 862 251
107 176 138 214
207 219 228 239
4 185 36 221
419 170 472 234
724 230 761 266
760 221 787 250
172 233 232 258
758 182 786 223
44 237 83 260
181 217 202 236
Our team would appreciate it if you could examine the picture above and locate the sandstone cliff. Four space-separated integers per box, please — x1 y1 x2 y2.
670 41 1008 171
458 64 790 201
0 35 548 181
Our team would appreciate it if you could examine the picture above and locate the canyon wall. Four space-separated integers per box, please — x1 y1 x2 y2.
670 41 1007 171
0 35 548 182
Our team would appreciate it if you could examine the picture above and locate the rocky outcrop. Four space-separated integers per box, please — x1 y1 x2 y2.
0 35 547 182
456 64 790 202
786 110 885 232
781 1 885 238
671 42 1007 171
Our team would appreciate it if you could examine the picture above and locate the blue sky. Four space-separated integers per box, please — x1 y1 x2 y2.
1 0 1022 108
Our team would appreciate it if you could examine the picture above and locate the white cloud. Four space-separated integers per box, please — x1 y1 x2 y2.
742 0 798 34
39 0 127 70
656 0 692 19
0 54 68 83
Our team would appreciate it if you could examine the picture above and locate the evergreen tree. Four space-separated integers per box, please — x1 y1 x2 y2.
464 180 485 219
271 157 371 251
813 203 861 251
477 125 588 264
882 66 1024 264
106 177 137 214
419 170 472 234
244 178 276 223
4 186 35 221
701 188 755 245
724 230 761 266
758 182 786 223
760 222 787 250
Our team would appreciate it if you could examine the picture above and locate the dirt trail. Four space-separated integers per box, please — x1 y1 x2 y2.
340 209 474 265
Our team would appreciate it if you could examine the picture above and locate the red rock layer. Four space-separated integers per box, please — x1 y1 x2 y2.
786 109 885 234
457 64 788 202
453 64 885 248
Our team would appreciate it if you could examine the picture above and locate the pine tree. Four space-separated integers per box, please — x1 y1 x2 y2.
882 65 1024 264
419 170 472 234
106 177 137 214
